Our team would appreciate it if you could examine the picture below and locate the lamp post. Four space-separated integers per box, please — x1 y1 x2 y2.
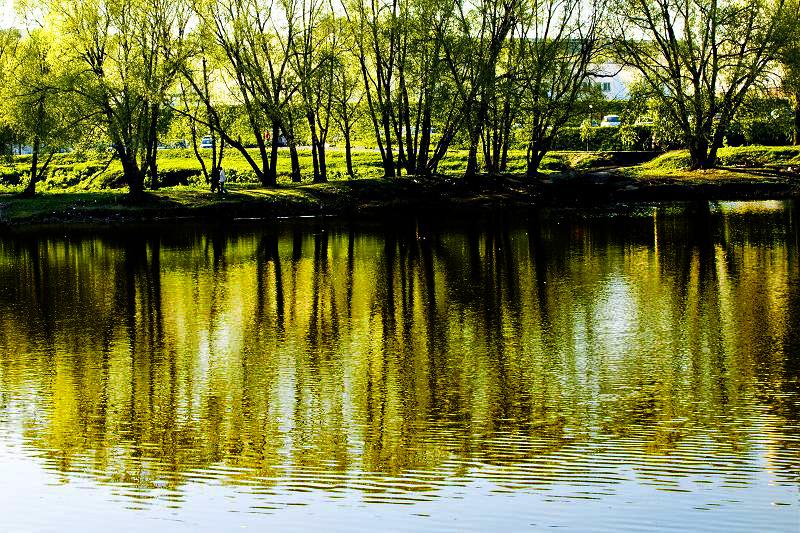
587 104 593 152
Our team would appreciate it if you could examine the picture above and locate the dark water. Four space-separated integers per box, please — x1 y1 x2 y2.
0 201 798 532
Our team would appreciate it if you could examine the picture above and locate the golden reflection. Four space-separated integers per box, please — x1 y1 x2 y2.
0 202 797 498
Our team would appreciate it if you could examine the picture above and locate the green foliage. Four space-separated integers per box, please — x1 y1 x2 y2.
612 0 788 168
618 123 640 149
744 120 792 146
0 0 791 199
554 125 654 151
579 120 593 145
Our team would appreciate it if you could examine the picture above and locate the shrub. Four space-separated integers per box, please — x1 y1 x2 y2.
744 119 791 146
226 168 260 183
551 125 654 151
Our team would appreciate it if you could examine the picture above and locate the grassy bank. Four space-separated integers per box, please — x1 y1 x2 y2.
0 176 550 225
0 147 613 193
0 146 798 225
623 146 800 181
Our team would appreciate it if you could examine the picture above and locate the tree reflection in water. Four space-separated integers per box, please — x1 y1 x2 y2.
0 202 797 503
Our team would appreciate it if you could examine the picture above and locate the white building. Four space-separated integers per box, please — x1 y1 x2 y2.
588 63 639 100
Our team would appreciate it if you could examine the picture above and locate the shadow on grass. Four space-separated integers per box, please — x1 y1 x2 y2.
1 190 189 223
716 166 800 182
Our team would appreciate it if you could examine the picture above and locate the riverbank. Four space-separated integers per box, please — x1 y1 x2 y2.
1 146 798 225
1 169 797 226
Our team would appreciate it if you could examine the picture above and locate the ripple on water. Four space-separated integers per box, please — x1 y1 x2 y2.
0 207 798 531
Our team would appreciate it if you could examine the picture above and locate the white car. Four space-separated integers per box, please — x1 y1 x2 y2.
600 115 621 127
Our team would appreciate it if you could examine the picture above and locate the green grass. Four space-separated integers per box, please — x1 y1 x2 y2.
0 184 340 223
2 145 795 224
1 173 550 224
629 146 800 180
2 145 795 195
615 146 800 189
0 191 132 221
0 147 620 194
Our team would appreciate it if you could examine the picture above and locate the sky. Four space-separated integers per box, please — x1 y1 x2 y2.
0 0 19 28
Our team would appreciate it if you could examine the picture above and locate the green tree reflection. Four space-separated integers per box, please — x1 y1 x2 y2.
0 204 797 497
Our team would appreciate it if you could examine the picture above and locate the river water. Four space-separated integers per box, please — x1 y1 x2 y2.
0 201 797 532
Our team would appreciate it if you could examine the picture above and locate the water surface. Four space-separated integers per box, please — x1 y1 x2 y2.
0 201 798 531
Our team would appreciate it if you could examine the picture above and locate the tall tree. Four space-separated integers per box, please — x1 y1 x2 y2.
778 0 800 144
442 0 520 179
177 61 234 190
289 0 338 183
515 0 606 177
189 0 297 186
330 18 364 178
2 29 80 196
613 0 788 169
349 0 400 177
52 0 189 198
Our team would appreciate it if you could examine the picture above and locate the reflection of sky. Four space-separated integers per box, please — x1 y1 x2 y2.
0 436 795 532
0 1 18 29
594 275 637 340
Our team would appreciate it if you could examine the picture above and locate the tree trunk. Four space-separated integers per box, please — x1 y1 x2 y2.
121 149 145 199
382 110 395 178
705 128 726 170
793 95 800 146
465 93 489 180
147 103 159 190
499 95 512 173
210 166 220 193
687 137 710 171
400 74 415 175
492 126 501 174
22 134 41 197
526 149 544 179
465 140 480 179
307 111 322 182
258 141 271 187
344 126 354 178
247 114 270 186
22 96 48 198
283 115 302 183
265 122 280 186
317 142 328 184
416 100 432 175
289 141 301 183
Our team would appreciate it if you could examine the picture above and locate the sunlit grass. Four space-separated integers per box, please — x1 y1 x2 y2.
0 147 618 193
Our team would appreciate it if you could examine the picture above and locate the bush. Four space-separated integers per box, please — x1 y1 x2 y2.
716 146 800 167
0 166 23 186
158 168 203 187
226 168 260 183
551 125 654 151
744 120 791 146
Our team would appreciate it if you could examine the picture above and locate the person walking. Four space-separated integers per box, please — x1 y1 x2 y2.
218 167 227 194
